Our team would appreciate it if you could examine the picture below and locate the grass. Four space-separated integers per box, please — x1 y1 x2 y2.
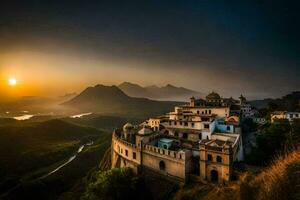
240 150 300 200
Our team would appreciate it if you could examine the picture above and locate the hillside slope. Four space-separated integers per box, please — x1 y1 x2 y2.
63 84 181 117
173 150 300 200
0 119 107 197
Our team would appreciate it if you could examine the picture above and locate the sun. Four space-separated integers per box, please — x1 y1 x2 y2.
8 78 17 86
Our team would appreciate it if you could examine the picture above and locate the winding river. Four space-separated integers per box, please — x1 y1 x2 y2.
39 141 94 179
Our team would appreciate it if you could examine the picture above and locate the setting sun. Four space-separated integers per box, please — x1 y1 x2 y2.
8 78 17 86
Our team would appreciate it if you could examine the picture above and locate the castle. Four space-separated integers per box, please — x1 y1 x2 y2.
111 92 244 183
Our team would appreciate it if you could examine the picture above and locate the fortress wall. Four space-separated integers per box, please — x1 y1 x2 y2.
111 134 141 168
141 145 190 181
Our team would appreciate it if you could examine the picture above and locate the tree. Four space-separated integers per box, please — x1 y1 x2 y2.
81 168 150 200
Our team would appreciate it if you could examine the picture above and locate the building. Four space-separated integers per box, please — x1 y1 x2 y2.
271 111 300 122
111 93 244 183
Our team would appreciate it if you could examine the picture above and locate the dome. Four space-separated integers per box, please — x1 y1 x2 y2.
206 92 221 100
123 123 134 131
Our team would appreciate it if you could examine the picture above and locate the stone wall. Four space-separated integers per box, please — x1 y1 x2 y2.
142 145 192 181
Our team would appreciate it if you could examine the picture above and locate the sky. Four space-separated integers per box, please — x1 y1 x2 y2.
0 0 299 100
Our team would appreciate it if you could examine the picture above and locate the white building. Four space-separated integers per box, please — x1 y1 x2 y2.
271 111 300 122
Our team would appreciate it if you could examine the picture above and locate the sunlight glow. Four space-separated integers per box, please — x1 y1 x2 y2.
8 78 17 86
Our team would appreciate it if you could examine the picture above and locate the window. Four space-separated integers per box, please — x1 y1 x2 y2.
133 152 136 159
125 150 128 156
197 111 200 114
191 123 194 127
184 122 188 126
180 121 182 125
209 110 211 114
202 111 204 114
207 154 212 161
296 114 299 118
174 121 177 125
290 114 293 118
198 133 202 140
204 124 209 129
227 126 230 131
205 110 208 114
217 156 222 163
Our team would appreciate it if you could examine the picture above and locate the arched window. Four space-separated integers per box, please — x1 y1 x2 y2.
159 160 166 170
217 156 222 163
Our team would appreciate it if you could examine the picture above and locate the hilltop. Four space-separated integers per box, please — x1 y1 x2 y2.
118 82 203 101
249 91 300 110
63 84 181 117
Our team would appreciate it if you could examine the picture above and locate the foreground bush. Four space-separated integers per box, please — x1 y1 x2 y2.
81 168 150 200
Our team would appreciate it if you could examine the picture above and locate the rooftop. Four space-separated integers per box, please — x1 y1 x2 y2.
159 138 173 143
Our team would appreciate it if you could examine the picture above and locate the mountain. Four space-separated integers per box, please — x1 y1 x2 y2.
62 84 181 117
118 82 203 101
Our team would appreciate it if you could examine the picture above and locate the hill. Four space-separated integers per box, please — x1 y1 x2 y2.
0 119 110 198
249 91 300 111
62 84 181 117
64 114 144 131
118 82 203 101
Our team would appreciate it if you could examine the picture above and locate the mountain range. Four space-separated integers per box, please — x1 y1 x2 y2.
118 82 203 101
63 84 182 117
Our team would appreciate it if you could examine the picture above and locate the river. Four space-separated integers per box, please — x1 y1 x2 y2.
39 141 94 179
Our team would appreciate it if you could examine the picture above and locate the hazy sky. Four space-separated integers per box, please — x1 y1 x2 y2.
0 0 299 99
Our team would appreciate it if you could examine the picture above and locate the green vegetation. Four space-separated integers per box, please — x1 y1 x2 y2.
81 168 151 200
246 119 300 165
250 91 300 115
0 119 110 199
64 114 143 131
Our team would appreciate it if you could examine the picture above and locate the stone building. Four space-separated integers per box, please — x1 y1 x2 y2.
111 94 244 183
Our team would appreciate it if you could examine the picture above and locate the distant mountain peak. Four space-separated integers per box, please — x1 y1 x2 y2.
117 82 203 101
62 84 180 116
165 84 176 88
